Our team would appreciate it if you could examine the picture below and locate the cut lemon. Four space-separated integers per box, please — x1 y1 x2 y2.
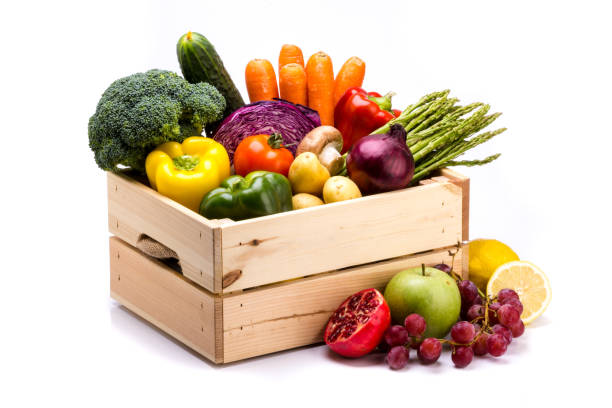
487 261 551 324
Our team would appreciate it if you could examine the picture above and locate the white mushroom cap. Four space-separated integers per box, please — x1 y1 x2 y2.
297 126 344 175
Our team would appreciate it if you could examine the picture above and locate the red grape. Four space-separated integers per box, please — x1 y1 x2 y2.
497 288 519 304
492 324 513 344
472 295 484 305
471 332 489 356
451 321 476 344
505 298 524 315
509 319 525 338
498 304 521 327
433 263 451 273
384 325 409 347
458 280 479 305
418 338 442 364
404 313 426 337
467 304 485 321
386 346 410 370
487 334 508 357
488 302 501 325
452 346 474 368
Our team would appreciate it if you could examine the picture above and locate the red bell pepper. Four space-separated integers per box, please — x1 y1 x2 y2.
334 87 397 153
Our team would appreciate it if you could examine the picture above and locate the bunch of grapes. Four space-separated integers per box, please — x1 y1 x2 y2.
383 263 525 370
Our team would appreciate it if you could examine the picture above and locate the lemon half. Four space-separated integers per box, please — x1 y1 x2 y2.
487 261 551 324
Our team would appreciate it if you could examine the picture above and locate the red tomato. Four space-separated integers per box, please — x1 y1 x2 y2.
233 134 294 177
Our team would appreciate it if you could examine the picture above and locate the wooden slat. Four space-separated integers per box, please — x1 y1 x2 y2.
222 246 464 363
107 172 217 291
439 168 470 242
219 181 463 292
109 237 222 363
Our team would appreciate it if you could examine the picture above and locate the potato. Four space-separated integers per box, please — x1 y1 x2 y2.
323 176 362 203
292 193 324 210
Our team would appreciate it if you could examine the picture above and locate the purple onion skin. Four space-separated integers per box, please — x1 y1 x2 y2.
213 99 320 163
346 125 415 194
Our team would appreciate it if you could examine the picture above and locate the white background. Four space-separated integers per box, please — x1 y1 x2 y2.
1 0 611 406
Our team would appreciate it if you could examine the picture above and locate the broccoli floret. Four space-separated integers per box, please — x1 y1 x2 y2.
88 69 226 172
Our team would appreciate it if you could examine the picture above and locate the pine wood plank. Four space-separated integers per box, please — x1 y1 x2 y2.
107 172 217 291
109 237 221 363
438 168 470 242
219 182 463 292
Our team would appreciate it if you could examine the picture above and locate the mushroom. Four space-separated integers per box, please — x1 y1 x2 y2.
296 126 344 175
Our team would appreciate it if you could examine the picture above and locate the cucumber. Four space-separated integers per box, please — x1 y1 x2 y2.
177 31 244 118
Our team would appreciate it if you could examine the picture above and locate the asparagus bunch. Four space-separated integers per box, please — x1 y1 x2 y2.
372 90 506 183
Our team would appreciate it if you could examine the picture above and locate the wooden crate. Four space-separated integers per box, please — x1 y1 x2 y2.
107 168 469 363
110 236 467 363
108 169 469 294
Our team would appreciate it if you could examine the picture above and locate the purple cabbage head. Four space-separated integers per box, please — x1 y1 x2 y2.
213 99 321 163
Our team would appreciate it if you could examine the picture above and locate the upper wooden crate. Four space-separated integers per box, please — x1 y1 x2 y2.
107 169 469 294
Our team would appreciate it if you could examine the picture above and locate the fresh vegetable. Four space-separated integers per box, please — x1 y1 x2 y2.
145 137 230 212
213 100 320 162
324 288 391 358
245 59 279 103
288 152 330 195
199 171 293 221
233 133 294 177
296 126 344 175
372 89 505 182
322 176 361 203
305 52 335 126
278 44 304 70
88 69 225 173
292 193 324 209
279 63 307 106
346 124 415 194
333 56 366 105
176 31 244 119
334 87 396 153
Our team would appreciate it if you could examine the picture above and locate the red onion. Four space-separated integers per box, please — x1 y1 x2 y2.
346 124 414 194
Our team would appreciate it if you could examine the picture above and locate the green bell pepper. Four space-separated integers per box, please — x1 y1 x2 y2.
199 171 293 221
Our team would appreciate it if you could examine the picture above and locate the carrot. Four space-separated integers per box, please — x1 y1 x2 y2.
333 56 366 105
278 44 305 71
279 63 308 106
306 52 334 126
245 59 279 103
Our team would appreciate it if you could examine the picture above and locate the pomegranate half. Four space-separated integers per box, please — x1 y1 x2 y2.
324 288 391 358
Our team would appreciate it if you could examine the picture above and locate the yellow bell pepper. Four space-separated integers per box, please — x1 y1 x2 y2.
145 136 230 212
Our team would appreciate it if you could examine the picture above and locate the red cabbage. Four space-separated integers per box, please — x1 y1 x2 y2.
213 99 321 162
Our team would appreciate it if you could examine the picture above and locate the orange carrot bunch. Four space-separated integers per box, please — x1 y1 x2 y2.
245 45 367 128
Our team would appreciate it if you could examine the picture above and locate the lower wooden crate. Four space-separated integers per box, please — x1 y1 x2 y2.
109 236 467 364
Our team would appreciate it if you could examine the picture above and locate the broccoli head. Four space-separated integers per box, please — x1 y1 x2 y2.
88 69 226 172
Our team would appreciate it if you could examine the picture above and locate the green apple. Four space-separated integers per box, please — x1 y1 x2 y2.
384 266 460 339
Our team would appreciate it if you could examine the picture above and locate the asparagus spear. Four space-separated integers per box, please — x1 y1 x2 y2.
368 89 506 182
